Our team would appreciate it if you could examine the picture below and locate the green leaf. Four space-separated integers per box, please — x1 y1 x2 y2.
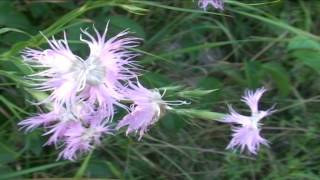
177 89 218 99
74 150 93 178
245 61 263 88
85 161 112 177
26 133 43 156
0 142 18 164
0 95 28 119
230 2 319 40
0 166 13 178
263 62 291 96
0 27 31 37
172 109 225 121
119 4 148 15
0 2 32 30
106 161 123 179
288 36 320 72
161 112 186 131
141 72 171 87
0 162 68 179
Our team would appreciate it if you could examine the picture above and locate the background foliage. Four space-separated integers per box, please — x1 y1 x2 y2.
0 0 320 179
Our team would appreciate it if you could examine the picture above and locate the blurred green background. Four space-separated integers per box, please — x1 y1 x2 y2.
0 0 320 179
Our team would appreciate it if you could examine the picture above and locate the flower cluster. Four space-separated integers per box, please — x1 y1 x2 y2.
20 3 276 160
20 23 185 160
198 0 224 10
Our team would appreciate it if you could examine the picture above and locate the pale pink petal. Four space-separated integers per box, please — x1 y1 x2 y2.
22 32 78 74
117 105 156 140
198 0 224 10
116 82 165 140
223 105 250 125
80 24 141 83
241 87 267 115
227 126 268 154
58 118 111 161
18 112 57 132
224 87 274 155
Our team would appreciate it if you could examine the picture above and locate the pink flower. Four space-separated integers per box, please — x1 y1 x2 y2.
116 82 187 140
59 117 112 161
224 87 275 154
22 22 141 114
18 111 58 133
44 103 93 146
79 23 141 111
19 101 111 160
198 0 224 10
19 104 82 146
22 33 81 108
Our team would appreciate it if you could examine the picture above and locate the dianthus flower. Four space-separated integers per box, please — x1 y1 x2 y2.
22 22 141 115
19 104 82 145
116 82 187 140
19 101 111 161
223 87 275 154
198 0 224 10
58 115 112 161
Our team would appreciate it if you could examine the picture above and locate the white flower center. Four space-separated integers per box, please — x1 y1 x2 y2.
150 90 164 103
148 91 168 123
59 103 85 123
60 111 76 123
84 57 105 86
81 127 97 143
72 57 105 87
248 113 262 130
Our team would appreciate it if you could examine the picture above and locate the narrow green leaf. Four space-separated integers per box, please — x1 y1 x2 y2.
74 150 93 178
106 162 123 179
172 109 225 121
0 162 68 179
0 95 28 119
0 27 31 37
177 89 218 98
230 3 319 40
